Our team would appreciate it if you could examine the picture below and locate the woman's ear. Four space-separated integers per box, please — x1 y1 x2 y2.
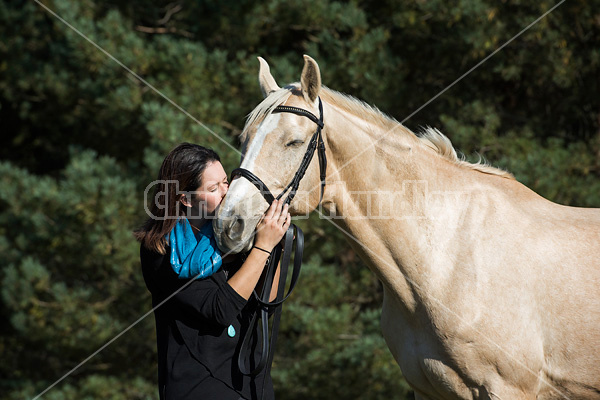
180 194 192 208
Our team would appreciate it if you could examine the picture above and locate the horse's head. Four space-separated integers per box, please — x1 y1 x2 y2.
214 55 326 253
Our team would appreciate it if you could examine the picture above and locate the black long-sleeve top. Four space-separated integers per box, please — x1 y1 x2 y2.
140 244 274 400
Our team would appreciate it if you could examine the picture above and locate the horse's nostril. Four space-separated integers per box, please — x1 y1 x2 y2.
229 216 245 240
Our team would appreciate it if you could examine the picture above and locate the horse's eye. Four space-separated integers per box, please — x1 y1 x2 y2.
286 140 304 147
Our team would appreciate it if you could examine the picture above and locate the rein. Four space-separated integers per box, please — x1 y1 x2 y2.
232 98 326 395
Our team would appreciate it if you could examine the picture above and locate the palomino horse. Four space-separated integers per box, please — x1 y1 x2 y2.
214 55 600 399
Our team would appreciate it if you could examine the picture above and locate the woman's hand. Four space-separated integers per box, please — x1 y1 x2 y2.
254 199 291 251
227 200 290 300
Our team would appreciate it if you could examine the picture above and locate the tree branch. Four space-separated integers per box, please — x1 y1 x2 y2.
135 25 193 38
157 2 183 25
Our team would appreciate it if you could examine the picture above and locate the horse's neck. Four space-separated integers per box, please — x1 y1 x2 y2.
323 106 480 312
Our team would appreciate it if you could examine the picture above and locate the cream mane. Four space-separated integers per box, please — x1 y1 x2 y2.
243 85 514 180
418 126 514 179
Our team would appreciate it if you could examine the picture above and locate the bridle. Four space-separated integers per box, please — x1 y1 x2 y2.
231 96 326 206
232 97 327 393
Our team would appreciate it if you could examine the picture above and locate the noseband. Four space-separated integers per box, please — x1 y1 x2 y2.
231 97 326 206
233 98 326 389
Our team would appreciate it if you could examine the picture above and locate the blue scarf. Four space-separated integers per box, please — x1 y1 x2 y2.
167 219 222 279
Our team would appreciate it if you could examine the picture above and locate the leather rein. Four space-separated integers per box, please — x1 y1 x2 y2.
232 98 326 386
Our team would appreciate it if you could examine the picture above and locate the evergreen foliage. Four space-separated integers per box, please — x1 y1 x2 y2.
1 1 598 399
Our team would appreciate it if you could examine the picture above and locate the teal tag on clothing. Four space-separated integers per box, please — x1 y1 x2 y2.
227 325 236 338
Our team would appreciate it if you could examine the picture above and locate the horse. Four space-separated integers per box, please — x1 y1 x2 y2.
213 55 600 400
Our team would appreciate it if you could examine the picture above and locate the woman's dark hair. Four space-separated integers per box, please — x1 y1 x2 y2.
134 143 220 254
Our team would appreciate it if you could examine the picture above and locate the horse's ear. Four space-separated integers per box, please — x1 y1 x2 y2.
258 57 279 98
300 55 321 104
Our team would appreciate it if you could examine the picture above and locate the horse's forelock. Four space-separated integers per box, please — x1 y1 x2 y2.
240 86 296 142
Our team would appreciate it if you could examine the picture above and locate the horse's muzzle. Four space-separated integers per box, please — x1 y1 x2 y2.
213 211 249 254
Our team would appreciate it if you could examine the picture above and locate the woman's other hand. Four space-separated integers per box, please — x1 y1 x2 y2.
254 199 291 251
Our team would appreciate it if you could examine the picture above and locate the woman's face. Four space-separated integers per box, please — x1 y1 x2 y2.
184 161 229 219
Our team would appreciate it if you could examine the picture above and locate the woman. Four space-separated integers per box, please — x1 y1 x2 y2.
135 143 290 400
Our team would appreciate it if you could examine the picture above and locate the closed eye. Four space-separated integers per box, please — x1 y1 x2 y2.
286 140 304 147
